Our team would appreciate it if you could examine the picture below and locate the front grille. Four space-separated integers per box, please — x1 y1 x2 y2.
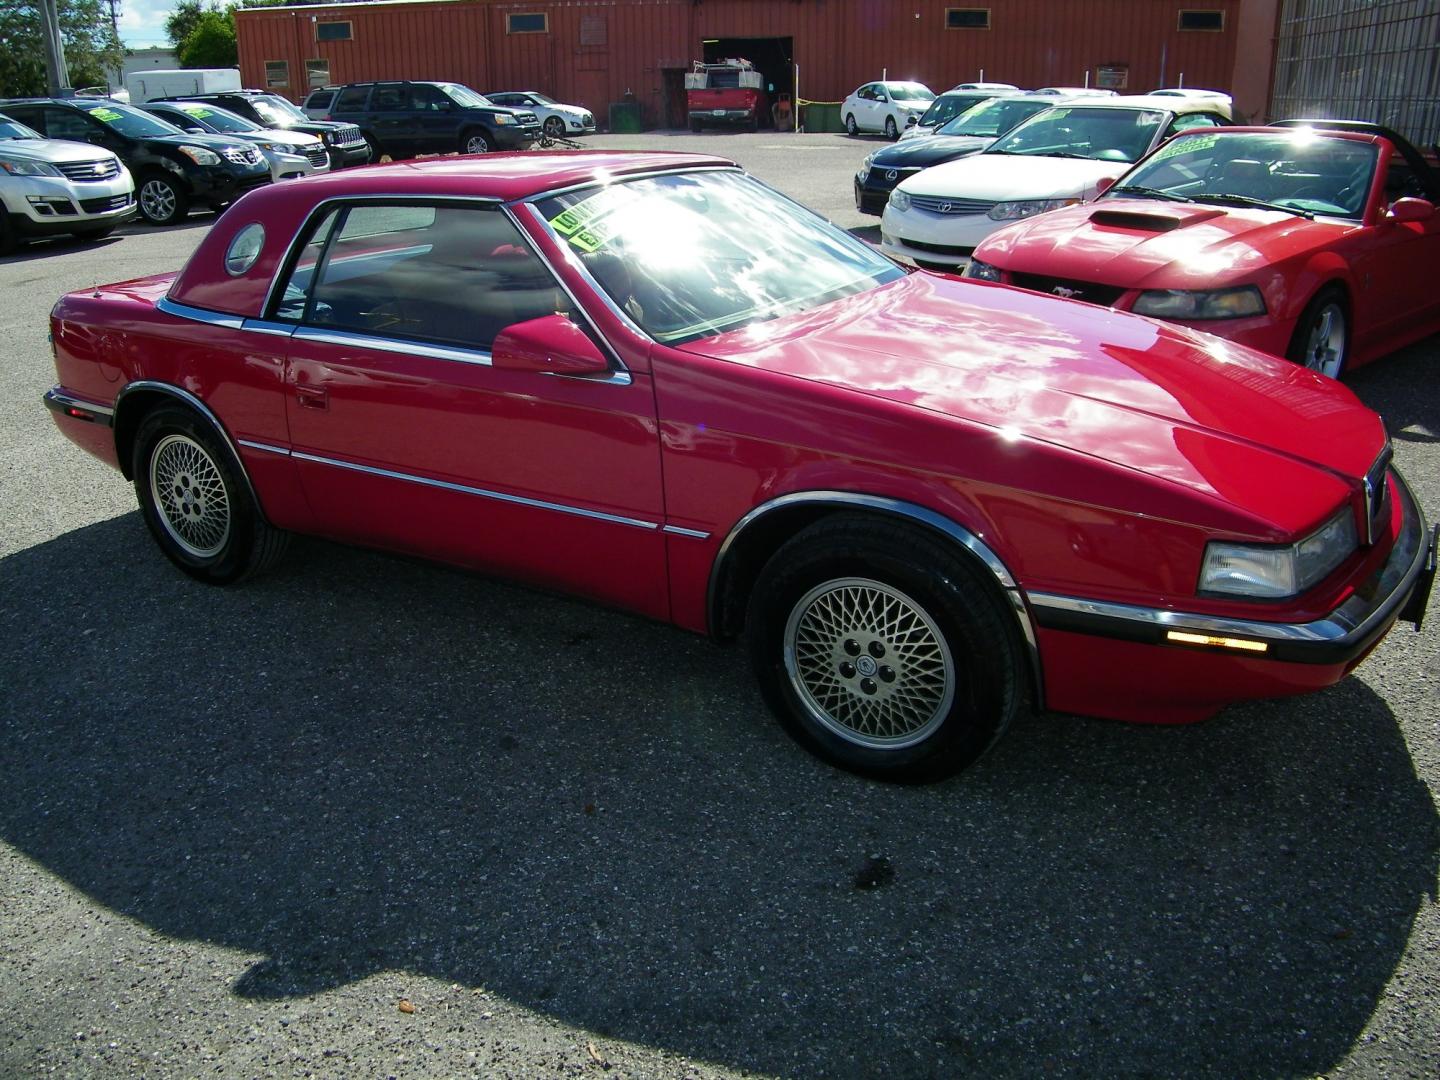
1363 443 1393 544
866 166 920 191
56 158 121 182
332 125 365 148
221 146 263 166
908 194 996 215
900 238 975 257
518 112 539 125
305 145 328 167
1010 272 1127 307
79 193 132 213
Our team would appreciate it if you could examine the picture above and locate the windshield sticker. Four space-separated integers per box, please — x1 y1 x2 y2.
1151 132 1220 162
548 185 642 254
89 107 123 123
181 105 213 118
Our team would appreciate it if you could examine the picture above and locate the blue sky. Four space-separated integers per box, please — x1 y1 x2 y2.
118 0 178 49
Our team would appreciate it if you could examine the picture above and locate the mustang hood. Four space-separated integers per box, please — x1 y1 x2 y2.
678 272 1384 533
903 153 1130 201
980 198 1357 286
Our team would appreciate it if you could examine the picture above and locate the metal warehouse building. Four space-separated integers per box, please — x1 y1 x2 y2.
236 0 1283 127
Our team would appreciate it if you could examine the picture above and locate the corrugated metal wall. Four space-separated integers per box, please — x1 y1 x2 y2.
238 0 1247 125
1270 0 1440 145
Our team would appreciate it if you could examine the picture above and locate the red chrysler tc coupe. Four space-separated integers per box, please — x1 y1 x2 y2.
43 152 1436 781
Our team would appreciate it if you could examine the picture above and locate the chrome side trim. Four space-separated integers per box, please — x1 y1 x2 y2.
113 380 268 522
242 319 298 338
291 450 660 531
238 439 291 456
1030 468 1429 664
663 525 711 540
43 387 115 424
291 326 493 366
156 296 245 329
707 491 1042 702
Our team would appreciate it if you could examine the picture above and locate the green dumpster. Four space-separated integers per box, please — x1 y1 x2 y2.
800 103 843 133
608 102 643 134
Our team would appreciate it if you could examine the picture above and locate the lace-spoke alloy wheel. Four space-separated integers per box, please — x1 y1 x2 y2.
138 175 186 225
747 514 1022 782
133 406 289 584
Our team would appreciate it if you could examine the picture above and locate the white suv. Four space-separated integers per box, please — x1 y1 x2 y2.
0 112 135 254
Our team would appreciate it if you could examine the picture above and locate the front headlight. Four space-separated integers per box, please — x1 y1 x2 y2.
255 142 282 152
0 157 64 176
889 189 911 212
1132 286 1267 321
1200 508 1358 599
965 259 1004 282
987 198 1080 221
177 144 222 166
494 114 516 125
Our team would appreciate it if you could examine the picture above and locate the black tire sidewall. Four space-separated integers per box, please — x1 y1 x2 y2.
543 116 564 138
138 173 186 226
1287 286 1349 377
845 114 857 136
885 116 898 140
748 528 1016 781
133 408 257 584
461 129 490 154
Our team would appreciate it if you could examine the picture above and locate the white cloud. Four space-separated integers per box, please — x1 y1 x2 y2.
116 0 179 48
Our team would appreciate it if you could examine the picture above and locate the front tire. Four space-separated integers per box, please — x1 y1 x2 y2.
845 113 859 136
690 117 703 133
362 133 385 162
137 173 188 226
543 116 565 139
884 116 899 140
1287 286 1349 379
460 129 490 154
747 515 1022 782
133 406 289 584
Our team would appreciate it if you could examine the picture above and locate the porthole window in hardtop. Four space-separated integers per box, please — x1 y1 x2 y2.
271 202 573 351
224 223 265 276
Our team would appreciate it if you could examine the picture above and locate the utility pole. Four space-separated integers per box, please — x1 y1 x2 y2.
39 0 72 96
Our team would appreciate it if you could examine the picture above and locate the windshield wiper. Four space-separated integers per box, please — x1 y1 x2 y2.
1046 151 1092 159
1188 193 1313 219
1110 185 1194 203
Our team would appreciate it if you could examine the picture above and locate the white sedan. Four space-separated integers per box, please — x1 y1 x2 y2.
842 81 935 140
486 91 596 139
880 95 1232 269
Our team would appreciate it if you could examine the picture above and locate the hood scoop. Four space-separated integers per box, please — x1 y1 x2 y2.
1089 209 1185 231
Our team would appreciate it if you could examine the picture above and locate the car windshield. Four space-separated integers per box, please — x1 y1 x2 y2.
250 95 308 126
988 106 1168 162
0 116 43 139
172 103 259 133
884 82 934 103
917 94 984 128
441 83 491 107
937 96 1053 138
1115 131 1378 218
528 92 557 105
535 171 905 345
77 101 182 138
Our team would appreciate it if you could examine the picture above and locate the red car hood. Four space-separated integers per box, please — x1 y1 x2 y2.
978 198 1357 286
677 272 1384 529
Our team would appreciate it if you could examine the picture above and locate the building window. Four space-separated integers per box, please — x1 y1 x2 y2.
316 21 352 42
506 13 548 34
264 61 289 88
1178 10 1224 31
945 8 990 30
579 13 607 46
305 59 330 88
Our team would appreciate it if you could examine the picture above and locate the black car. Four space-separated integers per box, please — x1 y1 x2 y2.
854 94 1065 215
319 81 541 159
152 90 370 170
0 97 271 225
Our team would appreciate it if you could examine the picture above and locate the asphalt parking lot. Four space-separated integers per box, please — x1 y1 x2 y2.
2 131 1437 1079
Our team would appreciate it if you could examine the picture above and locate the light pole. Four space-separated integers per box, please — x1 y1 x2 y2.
39 0 73 95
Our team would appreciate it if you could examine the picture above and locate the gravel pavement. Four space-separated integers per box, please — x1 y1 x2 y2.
2 132 1437 1079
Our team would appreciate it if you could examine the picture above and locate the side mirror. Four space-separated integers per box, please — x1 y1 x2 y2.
491 315 610 376
906 115 918 126
1094 176 1117 196
1387 197 1435 223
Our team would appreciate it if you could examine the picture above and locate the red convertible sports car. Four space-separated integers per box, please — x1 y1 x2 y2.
966 121 1440 378
44 152 1435 781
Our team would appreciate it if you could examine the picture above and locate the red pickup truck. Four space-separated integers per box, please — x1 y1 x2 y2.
686 58 767 132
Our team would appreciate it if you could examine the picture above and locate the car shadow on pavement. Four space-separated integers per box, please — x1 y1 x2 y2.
2 513 1436 1078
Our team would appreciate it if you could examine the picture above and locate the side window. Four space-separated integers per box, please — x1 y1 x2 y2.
279 203 572 352
335 85 371 111
410 84 451 111
1168 113 1221 136
42 108 98 142
371 83 408 110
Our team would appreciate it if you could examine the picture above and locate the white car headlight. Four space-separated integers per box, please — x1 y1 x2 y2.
965 259 1004 282
1200 508 1358 599
889 189 911 212
1132 286 1267 321
0 157 63 177
178 144 221 166
987 198 1080 221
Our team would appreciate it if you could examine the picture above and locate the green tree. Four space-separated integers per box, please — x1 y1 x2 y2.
176 8 237 68
164 0 206 51
0 0 125 96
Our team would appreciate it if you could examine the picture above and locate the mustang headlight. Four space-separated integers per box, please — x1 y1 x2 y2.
965 259 1004 282
177 144 222 166
1200 508 1358 599
1132 286 1267 320
987 198 1079 221
0 157 63 176
889 189 911 212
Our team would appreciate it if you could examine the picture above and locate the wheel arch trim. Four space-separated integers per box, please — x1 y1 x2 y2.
707 491 1043 708
113 380 271 524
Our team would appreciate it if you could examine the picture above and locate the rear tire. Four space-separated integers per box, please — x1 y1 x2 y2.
1287 286 1349 379
133 406 289 585
845 113 859 136
746 514 1022 783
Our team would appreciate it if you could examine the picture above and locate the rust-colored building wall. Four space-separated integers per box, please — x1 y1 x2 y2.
238 0 1252 126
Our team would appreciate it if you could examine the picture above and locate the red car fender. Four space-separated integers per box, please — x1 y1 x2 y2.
1279 249 1354 323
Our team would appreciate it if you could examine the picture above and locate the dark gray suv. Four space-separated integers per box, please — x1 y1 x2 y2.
311 81 541 159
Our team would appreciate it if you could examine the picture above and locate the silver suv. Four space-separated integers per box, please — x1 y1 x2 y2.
0 112 135 254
